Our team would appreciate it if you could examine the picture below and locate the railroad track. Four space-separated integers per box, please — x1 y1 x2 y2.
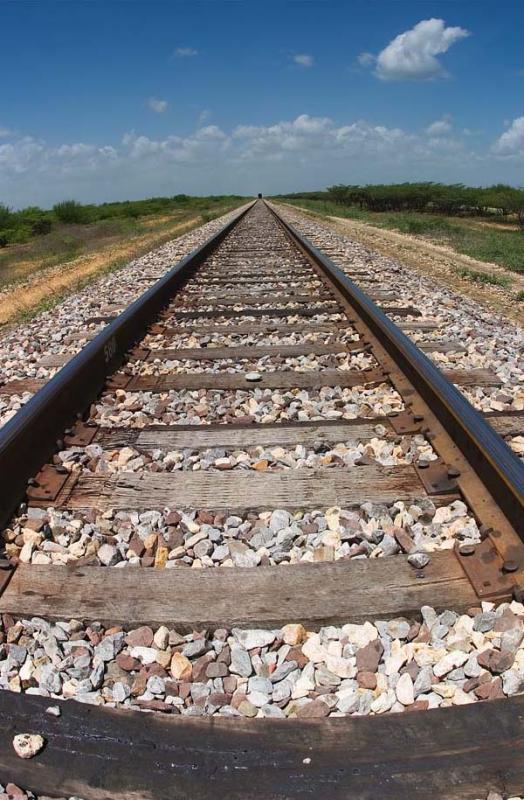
0 199 523 799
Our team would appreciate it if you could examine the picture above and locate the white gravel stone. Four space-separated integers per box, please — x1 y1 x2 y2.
12 733 45 759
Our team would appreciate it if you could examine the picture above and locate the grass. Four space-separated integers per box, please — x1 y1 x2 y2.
0 199 246 326
280 198 524 274
0 200 244 290
456 266 512 288
517 291 524 302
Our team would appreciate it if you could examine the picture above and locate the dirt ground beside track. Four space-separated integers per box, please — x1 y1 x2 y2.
0 216 200 327
285 205 523 327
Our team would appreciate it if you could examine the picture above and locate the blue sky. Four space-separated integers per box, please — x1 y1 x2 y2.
1 0 523 207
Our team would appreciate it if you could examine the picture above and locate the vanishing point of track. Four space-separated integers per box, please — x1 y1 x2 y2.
0 200 523 798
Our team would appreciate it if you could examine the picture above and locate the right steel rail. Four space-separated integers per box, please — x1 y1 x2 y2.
268 202 524 538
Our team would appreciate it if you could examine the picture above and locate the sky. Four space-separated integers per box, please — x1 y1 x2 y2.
0 0 523 208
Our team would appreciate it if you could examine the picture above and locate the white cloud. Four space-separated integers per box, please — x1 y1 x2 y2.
0 113 520 208
148 98 168 114
492 116 524 156
293 54 314 67
0 127 11 138
425 116 452 135
373 18 470 81
175 47 198 58
122 124 228 166
357 52 375 67
198 109 211 125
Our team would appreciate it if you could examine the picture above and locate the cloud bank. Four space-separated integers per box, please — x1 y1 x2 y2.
0 114 521 208
492 116 524 155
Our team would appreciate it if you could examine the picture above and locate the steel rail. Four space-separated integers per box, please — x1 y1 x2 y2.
266 201 524 537
0 202 255 528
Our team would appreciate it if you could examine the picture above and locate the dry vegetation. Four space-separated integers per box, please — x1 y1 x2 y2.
0 197 245 326
280 203 524 326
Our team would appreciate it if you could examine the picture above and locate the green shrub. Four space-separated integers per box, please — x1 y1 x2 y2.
278 183 524 220
31 218 52 236
0 226 32 245
53 200 88 224
0 204 12 229
122 204 141 218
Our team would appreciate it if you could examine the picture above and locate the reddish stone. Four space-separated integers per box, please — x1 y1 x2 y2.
24 518 44 532
192 652 216 682
357 671 377 689
223 675 238 693
355 639 384 673
197 511 216 525
493 609 523 633
85 628 101 646
463 677 481 693
301 523 318 535
477 649 496 669
406 700 429 712
165 680 179 697
166 529 184 549
467 607 483 617
146 663 168 678
401 660 420 681
414 625 431 644
135 699 172 713
169 630 186 646
297 700 330 718
105 625 123 637
231 691 248 709
217 645 231 664
125 626 154 648
206 661 228 678
474 678 504 700
176 682 191 699
128 536 145 557
71 645 91 659
407 622 421 641
394 528 415 553
141 556 155 567
116 653 140 672
286 646 309 668
477 648 514 674
5 785 25 798
130 672 148 697
209 692 232 706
